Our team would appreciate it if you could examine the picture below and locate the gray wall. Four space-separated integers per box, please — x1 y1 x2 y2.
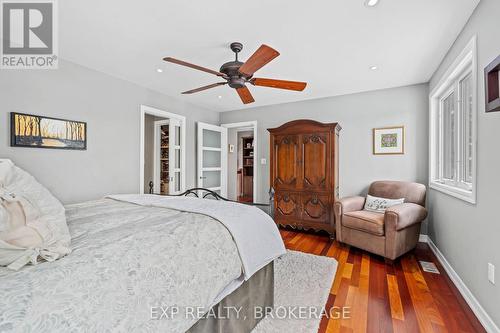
220 84 429 232
428 0 500 327
0 60 219 204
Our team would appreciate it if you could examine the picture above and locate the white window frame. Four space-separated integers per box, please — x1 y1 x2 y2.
429 36 477 204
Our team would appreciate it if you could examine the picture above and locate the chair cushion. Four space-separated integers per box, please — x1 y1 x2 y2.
369 181 426 206
343 210 385 236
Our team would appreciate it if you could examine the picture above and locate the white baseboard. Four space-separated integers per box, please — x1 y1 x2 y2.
418 234 428 243
419 236 500 333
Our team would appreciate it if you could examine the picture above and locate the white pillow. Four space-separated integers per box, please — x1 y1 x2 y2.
363 194 404 213
0 159 71 270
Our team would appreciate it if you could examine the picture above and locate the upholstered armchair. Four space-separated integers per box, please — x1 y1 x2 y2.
334 181 427 260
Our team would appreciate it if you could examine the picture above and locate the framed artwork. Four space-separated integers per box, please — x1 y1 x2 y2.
11 112 87 150
485 54 500 112
373 126 405 155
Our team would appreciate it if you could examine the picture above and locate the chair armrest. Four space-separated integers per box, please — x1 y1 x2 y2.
385 203 428 231
334 196 366 216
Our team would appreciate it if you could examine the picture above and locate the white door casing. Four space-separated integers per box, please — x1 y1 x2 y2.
221 121 258 203
140 105 186 195
197 122 228 197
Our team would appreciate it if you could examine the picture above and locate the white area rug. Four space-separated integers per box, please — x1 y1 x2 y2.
253 250 338 333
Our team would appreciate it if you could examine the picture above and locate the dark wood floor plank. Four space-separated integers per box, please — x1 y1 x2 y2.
403 256 449 332
367 255 394 333
413 245 487 333
279 229 485 333
394 260 421 333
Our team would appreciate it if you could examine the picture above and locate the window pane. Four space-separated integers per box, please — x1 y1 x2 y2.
460 74 473 184
442 93 456 180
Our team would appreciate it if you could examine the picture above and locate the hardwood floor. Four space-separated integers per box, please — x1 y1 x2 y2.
280 229 486 333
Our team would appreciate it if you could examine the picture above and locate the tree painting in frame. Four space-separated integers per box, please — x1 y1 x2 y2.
373 126 405 155
11 112 87 150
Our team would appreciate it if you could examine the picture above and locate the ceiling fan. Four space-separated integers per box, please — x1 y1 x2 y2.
163 42 307 104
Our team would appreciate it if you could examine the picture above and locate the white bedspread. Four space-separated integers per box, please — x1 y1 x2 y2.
0 197 284 332
108 194 286 280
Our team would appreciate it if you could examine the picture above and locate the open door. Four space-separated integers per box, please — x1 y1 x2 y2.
197 122 228 197
169 118 183 194
153 119 169 194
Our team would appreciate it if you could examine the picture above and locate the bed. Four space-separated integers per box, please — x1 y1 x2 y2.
0 190 285 333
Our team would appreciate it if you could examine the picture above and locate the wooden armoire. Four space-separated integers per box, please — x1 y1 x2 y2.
268 120 341 237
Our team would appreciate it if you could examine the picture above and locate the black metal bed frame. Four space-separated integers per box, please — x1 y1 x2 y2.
148 182 273 215
171 187 231 201
164 187 273 216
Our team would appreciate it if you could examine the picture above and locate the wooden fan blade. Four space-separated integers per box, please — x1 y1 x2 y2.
251 78 307 91
238 45 280 76
163 57 226 77
181 82 227 94
236 86 255 104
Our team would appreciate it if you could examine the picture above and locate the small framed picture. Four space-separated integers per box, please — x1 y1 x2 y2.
373 126 405 155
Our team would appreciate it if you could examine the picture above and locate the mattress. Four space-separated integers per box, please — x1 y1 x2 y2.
0 199 244 332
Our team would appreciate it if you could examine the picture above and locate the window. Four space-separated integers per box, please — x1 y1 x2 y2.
430 37 476 203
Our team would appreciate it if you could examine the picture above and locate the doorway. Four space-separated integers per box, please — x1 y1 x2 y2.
140 105 186 195
221 121 258 203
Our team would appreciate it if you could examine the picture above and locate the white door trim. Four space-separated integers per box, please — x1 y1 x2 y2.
139 105 186 194
153 119 169 194
221 121 258 203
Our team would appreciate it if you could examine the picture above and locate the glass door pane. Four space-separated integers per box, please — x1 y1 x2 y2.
202 129 222 148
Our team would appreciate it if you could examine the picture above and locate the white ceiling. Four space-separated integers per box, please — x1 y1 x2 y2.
59 0 480 112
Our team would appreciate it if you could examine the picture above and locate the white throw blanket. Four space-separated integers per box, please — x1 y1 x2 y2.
108 194 286 280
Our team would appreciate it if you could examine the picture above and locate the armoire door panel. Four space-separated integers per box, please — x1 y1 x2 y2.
274 191 300 220
301 193 330 224
302 133 328 190
273 135 299 189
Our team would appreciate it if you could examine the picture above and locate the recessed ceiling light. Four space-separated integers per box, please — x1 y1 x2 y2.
370 66 378 70
156 68 163 73
218 95 222 99
365 0 379 7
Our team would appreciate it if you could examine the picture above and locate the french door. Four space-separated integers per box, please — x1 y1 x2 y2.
197 122 228 197
169 118 183 194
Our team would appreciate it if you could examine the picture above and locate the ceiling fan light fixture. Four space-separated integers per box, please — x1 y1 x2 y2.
365 0 379 7
163 42 306 105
